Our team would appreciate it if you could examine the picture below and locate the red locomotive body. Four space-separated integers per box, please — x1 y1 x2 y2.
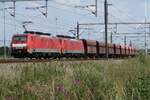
61 38 84 57
11 31 61 58
28 35 61 57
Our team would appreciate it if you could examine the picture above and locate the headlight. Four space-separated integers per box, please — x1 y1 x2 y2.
12 44 27 49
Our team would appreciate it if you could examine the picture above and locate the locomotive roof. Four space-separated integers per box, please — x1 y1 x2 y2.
56 35 75 39
24 31 51 36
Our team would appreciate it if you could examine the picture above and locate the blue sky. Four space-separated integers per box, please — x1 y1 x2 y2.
0 0 149 49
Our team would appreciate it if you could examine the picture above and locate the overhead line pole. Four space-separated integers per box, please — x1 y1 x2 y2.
145 0 148 54
110 32 113 43
124 36 127 46
13 1 17 34
95 0 98 17
13 1 16 17
45 0 48 17
3 2 6 59
77 22 80 39
55 17 58 34
104 0 108 59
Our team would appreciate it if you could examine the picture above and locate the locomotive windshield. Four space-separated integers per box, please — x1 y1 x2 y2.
13 36 27 41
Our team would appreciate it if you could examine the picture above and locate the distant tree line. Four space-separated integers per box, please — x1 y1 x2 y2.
0 47 11 57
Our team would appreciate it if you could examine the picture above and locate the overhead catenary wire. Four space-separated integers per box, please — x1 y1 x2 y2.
0 15 70 36
111 0 139 22
33 1 100 19
0 1 99 30
22 1 101 34
111 5 138 22
0 10 72 32
0 1 89 28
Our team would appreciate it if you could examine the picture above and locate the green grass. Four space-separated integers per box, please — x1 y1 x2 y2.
0 56 150 100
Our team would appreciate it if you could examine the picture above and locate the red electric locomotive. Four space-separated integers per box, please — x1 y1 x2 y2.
57 35 85 57
11 31 61 58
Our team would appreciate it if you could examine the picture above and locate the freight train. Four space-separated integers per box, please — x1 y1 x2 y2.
10 31 138 58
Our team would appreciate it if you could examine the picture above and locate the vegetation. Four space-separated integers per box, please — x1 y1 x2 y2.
0 55 150 100
0 47 11 57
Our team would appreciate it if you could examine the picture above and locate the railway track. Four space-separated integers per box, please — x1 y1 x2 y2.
0 58 124 64
0 58 53 64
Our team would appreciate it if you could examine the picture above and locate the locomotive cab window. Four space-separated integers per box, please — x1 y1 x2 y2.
13 36 27 41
